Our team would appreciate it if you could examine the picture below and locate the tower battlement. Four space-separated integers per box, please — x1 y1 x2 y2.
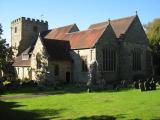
11 17 48 57
11 17 48 24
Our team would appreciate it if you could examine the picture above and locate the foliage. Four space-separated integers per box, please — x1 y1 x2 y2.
0 23 13 76
145 18 160 76
145 18 160 53
35 51 48 85
0 88 160 119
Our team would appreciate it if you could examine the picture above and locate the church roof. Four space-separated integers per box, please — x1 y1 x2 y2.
12 47 32 67
89 15 136 38
42 38 71 60
63 27 106 49
43 23 107 49
45 24 79 40
43 16 136 49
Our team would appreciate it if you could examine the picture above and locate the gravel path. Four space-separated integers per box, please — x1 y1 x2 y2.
0 93 48 100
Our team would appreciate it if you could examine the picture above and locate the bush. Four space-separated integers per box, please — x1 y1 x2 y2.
4 79 20 90
0 79 4 93
21 80 38 87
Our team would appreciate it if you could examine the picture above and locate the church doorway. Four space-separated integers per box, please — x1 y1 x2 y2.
66 72 70 83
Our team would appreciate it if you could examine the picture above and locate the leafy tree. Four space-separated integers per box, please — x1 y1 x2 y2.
145 18 160 76
145 18 160 53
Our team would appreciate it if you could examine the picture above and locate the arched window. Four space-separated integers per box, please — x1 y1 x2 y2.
54 65 59 76
81 56 88 72
102 48 116 72
132 48 141 71
36 53 41 69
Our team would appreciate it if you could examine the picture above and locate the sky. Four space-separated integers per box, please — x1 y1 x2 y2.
0 0 160 45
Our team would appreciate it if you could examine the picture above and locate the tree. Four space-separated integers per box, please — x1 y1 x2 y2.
145 18 160 76
0 23 13 77
145 18 160 52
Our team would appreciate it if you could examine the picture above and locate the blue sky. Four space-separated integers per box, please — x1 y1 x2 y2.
0 0 160 44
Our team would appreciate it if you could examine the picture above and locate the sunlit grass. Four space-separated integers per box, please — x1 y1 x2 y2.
1 87 160 120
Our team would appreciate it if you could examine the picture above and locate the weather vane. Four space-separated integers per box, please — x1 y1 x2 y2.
40 14 44 20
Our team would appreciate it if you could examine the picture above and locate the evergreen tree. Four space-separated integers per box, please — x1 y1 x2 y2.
0 23 13 76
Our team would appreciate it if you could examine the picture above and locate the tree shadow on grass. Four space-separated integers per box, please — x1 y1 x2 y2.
2 85 160 98
0 100 64 120
1 84 88 96
151 117 160 120
73 114 126 120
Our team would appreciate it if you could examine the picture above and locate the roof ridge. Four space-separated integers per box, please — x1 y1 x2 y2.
67 27 106 35
52 23 76 30
111 15 136 22
89 15 136 29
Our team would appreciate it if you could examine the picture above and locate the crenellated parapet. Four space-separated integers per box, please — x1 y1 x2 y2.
11 17 48 24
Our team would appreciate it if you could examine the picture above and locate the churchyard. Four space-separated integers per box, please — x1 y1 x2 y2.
0 85 160 120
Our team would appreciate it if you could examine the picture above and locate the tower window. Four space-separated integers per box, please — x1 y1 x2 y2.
14 27 17 33
33 26 38 32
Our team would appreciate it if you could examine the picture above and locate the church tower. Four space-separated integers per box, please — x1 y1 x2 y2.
11 17 48 57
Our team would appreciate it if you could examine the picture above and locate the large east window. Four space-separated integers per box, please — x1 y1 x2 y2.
102 48 116 72
132 49 141 71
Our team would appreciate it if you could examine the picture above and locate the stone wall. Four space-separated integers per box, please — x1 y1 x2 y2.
96 24 118 84
46 60 71 85
119 16 151 80
70 48 96 84
30 36 48 81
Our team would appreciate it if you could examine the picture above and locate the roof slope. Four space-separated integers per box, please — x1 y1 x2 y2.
42 39 71 60
63 27 106 49
89 16 136 38
45 24 79 40
43 23 107 49
12 47 32 67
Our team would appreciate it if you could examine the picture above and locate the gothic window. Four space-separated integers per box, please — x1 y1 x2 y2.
33 26 38 32
132 49 141 71
54 65 59 76
36 53 42 69
14 27 17 33
102 48 116 71
17 67 19 75
90 50 93 61
81 56 88 72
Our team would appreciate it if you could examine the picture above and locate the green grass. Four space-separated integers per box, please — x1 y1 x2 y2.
0 86 160 120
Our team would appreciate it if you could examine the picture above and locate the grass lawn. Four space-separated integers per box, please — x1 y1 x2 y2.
0 86 160 120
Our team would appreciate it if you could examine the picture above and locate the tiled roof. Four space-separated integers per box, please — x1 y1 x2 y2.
45 24 79 40
42 38 71 60
43 23 107 49
12 47 32 67
63 27 106 49
89 16 136 38
40 30 51 38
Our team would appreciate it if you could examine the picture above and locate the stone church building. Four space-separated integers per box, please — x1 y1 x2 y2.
11 15 151 85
